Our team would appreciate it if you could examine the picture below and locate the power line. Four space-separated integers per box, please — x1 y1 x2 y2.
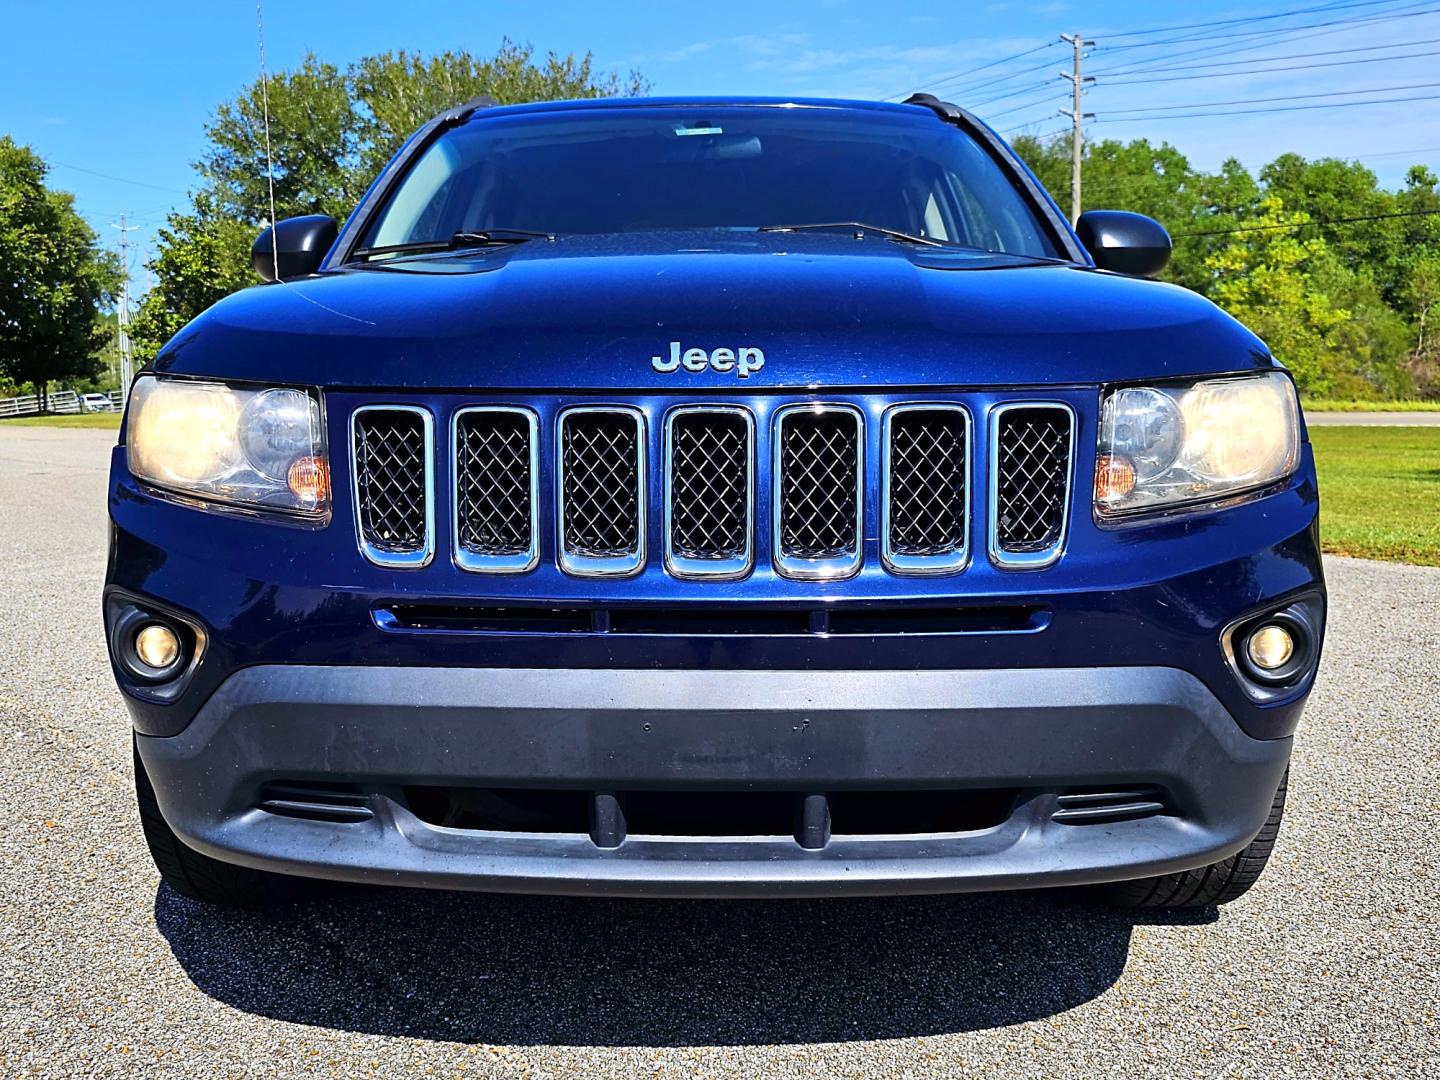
1102 45 1440 85
1103 0 1440 51
893 40 1055 99
1101 79 1440 115
1096 90 1440 121
1101 0 1414 40
42 158 188 195
1085 1 1440 78
1097 34 1440 76
1173 208 1440 237
1352 144 1440 159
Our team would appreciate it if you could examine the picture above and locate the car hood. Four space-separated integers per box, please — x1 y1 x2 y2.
155 231 1272 390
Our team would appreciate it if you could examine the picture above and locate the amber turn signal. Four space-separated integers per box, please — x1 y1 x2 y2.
1095 452 1137 504
287 455 331 507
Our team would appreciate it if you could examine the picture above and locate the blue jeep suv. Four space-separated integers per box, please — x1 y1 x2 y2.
107 95 1324 909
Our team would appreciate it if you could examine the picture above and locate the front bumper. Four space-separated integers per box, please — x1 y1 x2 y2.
137 663 1292 898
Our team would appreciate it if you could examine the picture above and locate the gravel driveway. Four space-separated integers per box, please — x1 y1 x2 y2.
1 426 1436 1078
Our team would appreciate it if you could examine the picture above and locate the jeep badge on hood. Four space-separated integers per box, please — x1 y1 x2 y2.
653 341 766 378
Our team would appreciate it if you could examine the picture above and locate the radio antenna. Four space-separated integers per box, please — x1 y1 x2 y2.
255 0 279 281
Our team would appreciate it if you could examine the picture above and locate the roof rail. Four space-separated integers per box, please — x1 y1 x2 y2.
902 92 963 122
437 94 498 127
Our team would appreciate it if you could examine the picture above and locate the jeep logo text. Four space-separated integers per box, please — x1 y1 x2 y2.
652 342 765 378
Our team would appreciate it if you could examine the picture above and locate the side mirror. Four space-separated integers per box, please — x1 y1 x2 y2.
252 215 339 282
1075 211 1171 278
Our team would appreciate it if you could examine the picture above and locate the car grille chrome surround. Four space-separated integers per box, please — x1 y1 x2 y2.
452 406 540 573
664 406 755 580
882 404 971 575
988 402 1075 570
557 405 647 577
773 404 864 581
350 405 435 569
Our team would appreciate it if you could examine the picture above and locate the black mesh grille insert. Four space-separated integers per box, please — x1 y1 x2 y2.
778 410 860 560
888 409 968 557
994 407 1071 554
455 411 532 557
561 410 642 558
669 410 749 562
353 409 428 553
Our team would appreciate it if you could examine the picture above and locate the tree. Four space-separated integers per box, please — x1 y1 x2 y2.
130 41 648 362
1206 197 1353 396
0 137 120 407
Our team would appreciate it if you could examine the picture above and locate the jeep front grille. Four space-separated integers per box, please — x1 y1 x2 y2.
989 403 1074 569
557 406 646 576
665 406 754 579
453 407 538 573
883 405 970 574
351 405 434 568
773 405 863 580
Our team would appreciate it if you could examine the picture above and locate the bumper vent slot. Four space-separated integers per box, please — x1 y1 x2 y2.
665 407 754 579
454 407 538 572
1053 787 1168 825
351 406 433 568
990 404 1074 569
558 407 646 576
259 784 375 824
884 406 970 574
774 405 863 580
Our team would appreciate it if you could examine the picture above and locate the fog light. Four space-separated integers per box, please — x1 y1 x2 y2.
1246 624 1294 671
134 624 180 671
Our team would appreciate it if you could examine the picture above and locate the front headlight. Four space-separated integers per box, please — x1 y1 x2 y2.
1095 371 1299 517
127 376 329 515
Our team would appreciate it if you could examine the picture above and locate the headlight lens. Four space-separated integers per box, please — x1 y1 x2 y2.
127 376 328 514
1096 371 1299 517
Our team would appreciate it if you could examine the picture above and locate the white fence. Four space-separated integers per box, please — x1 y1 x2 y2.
0 389 123 418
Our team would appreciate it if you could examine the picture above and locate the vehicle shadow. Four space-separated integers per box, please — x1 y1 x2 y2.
154 882 1214 1046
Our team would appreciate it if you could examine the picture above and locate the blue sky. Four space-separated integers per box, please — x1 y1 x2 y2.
4 0 1439 289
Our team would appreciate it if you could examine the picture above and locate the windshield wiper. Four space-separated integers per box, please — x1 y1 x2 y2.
757 222 945 248
351 228 556 261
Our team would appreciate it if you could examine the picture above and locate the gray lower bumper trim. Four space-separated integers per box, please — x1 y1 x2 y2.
137 665 1292 898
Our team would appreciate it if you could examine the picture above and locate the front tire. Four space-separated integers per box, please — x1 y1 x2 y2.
1103 769 1288 908
134 740 294 907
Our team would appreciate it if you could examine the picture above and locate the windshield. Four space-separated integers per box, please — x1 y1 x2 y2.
358 105 1061 258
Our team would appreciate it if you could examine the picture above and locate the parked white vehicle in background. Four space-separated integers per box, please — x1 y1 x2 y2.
80 393 115 413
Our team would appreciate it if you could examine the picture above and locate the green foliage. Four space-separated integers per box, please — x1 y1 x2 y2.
1009 134 1440 398
131 40 648 361
0 136 120 402
128 196 257 363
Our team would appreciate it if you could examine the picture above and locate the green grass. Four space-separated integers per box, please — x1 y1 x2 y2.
1302 399 1440 412
1 412 122 429
1311 426 1440 566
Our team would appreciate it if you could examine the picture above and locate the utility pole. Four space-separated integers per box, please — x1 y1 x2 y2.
1059 33 1096 224
112 215 139 407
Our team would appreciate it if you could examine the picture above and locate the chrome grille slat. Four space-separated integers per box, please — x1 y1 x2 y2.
351 405 434 569
988 403 1074 570
773 405 863 580
883 405 970 574
558 406 646 576
665 407 754 580
453 407 538 573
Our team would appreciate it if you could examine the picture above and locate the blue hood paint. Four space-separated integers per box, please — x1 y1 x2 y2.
155 231 1271 391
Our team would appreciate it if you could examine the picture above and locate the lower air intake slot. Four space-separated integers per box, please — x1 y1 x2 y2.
259 783 374 823
827 789 1017 835
1052 786 1170 825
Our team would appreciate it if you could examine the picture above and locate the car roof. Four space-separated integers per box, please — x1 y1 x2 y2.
468 96 938 121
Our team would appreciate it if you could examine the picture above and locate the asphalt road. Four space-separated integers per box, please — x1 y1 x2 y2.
1304 411 1440 426
2 425 1437 1078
